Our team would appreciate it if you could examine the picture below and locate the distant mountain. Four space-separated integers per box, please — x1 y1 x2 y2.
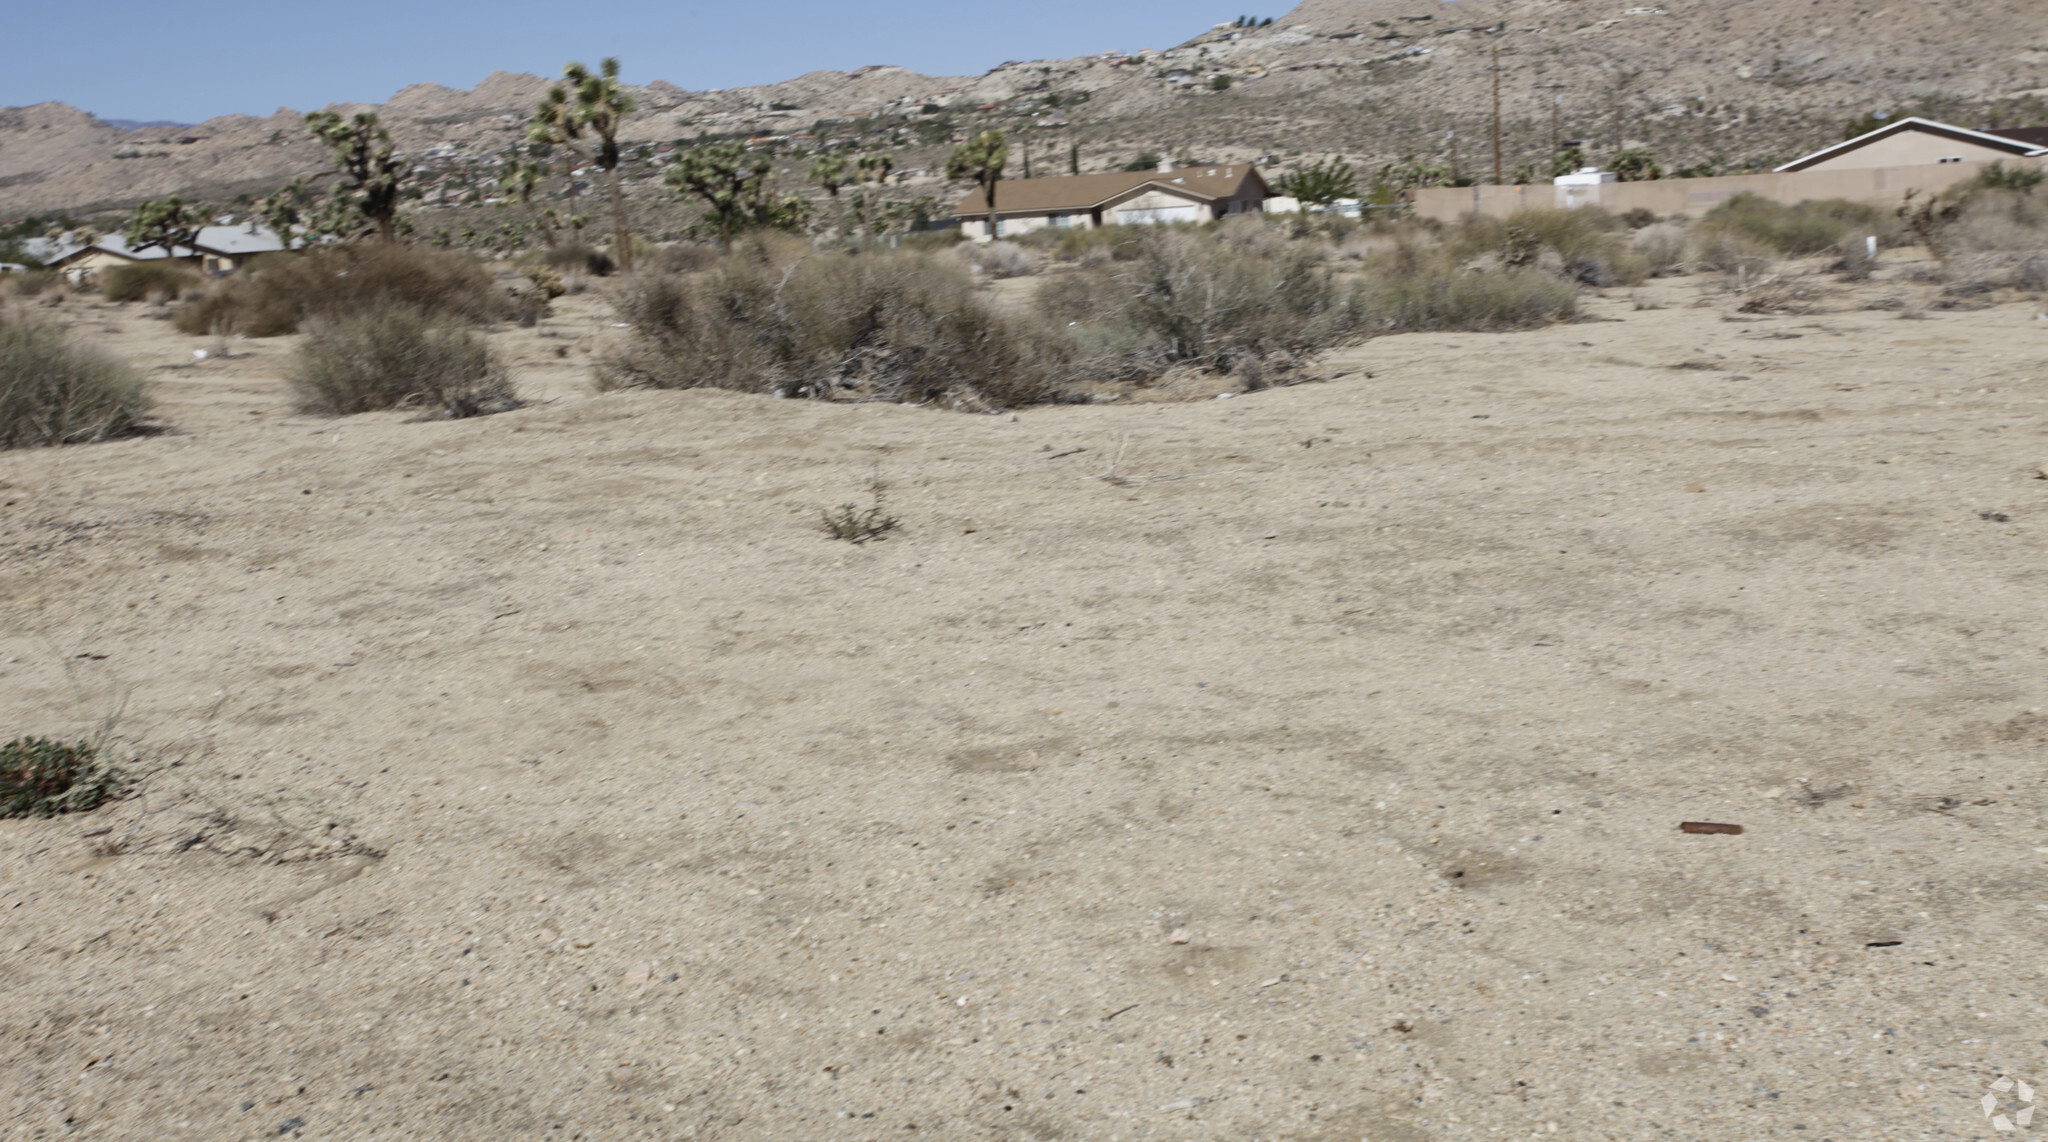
3 0 2043 220
96 119 196 131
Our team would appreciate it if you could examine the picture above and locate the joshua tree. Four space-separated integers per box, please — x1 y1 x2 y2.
529 86 584 225
667 141 806 248
255 178 312 244
500 157 557 246
811 151 852 197
945 129 1008 239
564 59 637 270
856 151 895 187
305 110 408 241
123 196 208 262
1279 156 1357 207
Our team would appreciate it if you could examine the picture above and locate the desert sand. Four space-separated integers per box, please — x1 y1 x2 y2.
4 266 2048 1141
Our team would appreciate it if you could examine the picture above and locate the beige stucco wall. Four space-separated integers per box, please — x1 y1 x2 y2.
1412 158 2047 223
1798 131 2029 172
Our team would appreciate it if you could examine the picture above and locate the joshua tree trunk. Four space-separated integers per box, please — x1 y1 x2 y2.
985 177 998 240
608 169 631 272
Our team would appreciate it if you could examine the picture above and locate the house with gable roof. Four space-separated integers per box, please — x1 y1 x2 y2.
953 162 1273 241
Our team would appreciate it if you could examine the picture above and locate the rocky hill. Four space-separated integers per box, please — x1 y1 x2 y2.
3 0 2045 222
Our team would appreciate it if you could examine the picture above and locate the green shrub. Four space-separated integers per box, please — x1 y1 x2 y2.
102 261 200 302
1975 161 2046 195
1700 194 1893 256
1353 248 1578 332
289 305 515 416
0 736 120 818
175 244 513 337
0 318 152 447
600 248 1070 408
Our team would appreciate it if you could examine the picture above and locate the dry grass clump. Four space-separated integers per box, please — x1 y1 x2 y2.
0 736 121 819
289 305 516 416
175 244 513 337
0 316 152 447
101 261 201 303
599 247 1070 408
1700 194 1895 257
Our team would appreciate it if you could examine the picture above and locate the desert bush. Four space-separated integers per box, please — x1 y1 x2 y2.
1106 230 1353 371
1618 207 1659 229
958 240 1038 278
289 305 515 416
1448 209 1648 285
102 261 200 303
1632 222 1691 276
1352 248 1578 332
600 248 1070 408
175 244 513 337
1 269 62 298
638 243 720 274
534 242 615 277
1044 224 1153 263
1974 161 2046 195
1700 194 1894 257
0 317 152 447
1693 229 1777 279
0 736 121 819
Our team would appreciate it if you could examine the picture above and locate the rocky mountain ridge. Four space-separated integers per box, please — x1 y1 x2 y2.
3 0 2044 221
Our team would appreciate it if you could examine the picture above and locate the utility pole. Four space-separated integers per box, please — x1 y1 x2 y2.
1489 44 1504 186
1538 83 1568 155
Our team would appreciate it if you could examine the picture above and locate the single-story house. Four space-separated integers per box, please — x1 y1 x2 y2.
42 222 293 282
1775 116 2048 172
954 163 1272 240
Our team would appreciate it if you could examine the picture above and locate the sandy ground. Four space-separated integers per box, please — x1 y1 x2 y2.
4 266 2048 1142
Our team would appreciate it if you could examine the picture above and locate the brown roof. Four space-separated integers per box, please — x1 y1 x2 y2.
1986 126 2048 148
955 165 1271 216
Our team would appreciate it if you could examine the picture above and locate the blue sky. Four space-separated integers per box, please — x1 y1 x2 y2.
2 0 1253 123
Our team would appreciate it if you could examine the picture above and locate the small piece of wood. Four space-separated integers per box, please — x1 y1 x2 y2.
1680 821 1744 835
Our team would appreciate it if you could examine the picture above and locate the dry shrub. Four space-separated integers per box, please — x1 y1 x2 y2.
175 244 513 337
1449 209 1649 286
1353 246 1578 332
957 240 1038 278
1694 229 1777 281
0 316 152 447
1633 223 1691 276
2 269 62 298
1899 188 2048 293
1700 194 1894 257
533 243 615 277
102 261 200 303
1044 224 1152 264
638 244 719 275
599 248 1070 408
289 305 515 416
1080 229 1352 375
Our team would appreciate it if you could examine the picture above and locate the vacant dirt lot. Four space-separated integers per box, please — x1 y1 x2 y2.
4 270 2047 1141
